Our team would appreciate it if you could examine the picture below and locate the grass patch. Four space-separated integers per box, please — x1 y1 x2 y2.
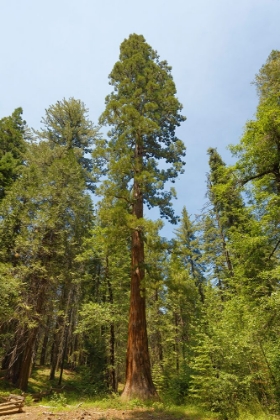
162 404 220 420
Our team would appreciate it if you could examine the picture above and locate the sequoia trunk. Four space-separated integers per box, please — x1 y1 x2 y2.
122 177 158 400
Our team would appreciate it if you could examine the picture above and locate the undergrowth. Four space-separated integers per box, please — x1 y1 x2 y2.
1 367 280 419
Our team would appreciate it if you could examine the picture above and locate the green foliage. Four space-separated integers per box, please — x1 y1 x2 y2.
159 364 192 405
254 50 280 101
0 108 27 200
0 263 20 320
36 97 100 191
94 33 186 222
231 50 280 195
50 392 68 407
189 286 280 418
207 148 247 232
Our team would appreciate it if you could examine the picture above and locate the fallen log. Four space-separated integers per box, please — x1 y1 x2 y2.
8 394 25 402
0 394 25 416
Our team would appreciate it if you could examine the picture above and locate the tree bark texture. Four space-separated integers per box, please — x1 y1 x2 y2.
122 178 158 400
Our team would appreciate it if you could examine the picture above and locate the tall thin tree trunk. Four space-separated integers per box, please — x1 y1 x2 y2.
4 328 27 384
17 327 39 391
174 312 180 372
154 289 163 365
17 283 47 391
109 323 117 392
5 280 46 390
50 315 63 381
58 325 68 386
40 317 51 366
107 277 117 392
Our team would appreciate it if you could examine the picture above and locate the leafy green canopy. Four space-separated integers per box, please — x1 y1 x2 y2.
95 34 186 222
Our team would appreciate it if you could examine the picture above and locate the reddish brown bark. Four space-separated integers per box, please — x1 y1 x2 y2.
122 176 158 400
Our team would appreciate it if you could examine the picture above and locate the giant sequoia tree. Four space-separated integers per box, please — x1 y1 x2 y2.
94 34 186 400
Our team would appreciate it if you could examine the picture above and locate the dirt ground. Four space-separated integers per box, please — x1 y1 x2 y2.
0 406 194 420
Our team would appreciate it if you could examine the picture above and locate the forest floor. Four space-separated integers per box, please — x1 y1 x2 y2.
0 367 220 420
0 405 216 420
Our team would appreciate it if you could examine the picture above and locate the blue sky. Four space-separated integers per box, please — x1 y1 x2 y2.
1 0 280 237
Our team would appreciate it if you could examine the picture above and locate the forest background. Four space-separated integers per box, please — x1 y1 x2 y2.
1 2 280 420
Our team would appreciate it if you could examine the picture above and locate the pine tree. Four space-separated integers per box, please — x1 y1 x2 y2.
200 148 246 290
173 207 205 302
0 142 94 390
230 51 280 296
36 97 99 191
0 99 97 390
0 108 28 200
231 51 280 192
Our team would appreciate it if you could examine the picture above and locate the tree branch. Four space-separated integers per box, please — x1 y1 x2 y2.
242 169 275 185
268 238 280 260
